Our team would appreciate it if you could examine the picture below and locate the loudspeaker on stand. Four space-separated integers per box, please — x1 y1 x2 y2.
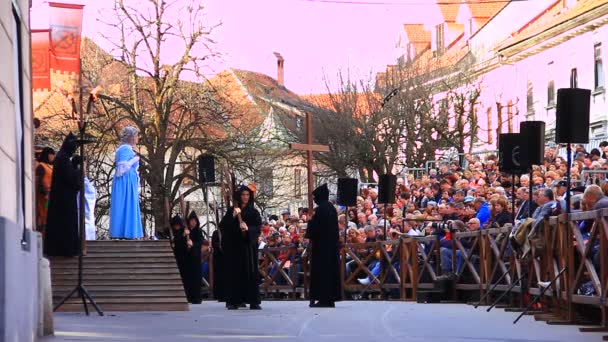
337 178 358 206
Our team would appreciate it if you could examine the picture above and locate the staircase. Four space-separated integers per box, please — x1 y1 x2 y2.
50 240 189 312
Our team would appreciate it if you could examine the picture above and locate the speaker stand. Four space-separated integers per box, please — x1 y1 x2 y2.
344 205 349 240
513 267 567 324
383 206 388 238
511 174 516 224
565 143 572 214
53 122 103 316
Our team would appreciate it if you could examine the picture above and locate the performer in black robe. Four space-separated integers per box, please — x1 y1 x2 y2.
306 183 341 308
170 215 188 296
44 133 82 257
211 228 226 302
185 211 203 304
219 185 262 310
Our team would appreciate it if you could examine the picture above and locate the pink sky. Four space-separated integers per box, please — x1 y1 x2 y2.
31 0 444 94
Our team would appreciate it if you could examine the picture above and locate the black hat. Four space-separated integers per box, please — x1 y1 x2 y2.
234 184 255 206
187 211 200 228
557 180 568 187
312 183 329 204
169 215 184 228
60 132 78 156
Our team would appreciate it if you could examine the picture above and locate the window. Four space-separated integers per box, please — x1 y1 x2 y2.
296 117 303 130
294 169 302 197
570 68 578 88
547 62 555 106
595 43 604 90
436 24 445 56
12 5 28 248
496 102 503 135
526 80 534 114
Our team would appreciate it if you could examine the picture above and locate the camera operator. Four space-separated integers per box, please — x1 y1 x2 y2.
433 219 479 275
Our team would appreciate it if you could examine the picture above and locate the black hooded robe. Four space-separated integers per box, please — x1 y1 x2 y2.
170 216 190 300
44 133 82 257
305 184 341 304
211 229 226 302
184 211 203 304
219 186 262 306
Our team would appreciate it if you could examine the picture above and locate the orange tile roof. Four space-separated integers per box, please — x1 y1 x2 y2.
303 92 379 118
211 68 324 136
499 0 607 51
403 24 431 42
439 3 460 22
467 2 509 19
405 32 470 77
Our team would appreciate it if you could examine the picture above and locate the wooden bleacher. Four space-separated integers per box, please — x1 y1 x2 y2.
50 240 189 312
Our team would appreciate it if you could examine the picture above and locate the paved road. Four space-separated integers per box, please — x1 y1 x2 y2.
43 301 602 342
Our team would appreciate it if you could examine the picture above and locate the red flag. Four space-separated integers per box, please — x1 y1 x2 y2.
31 29 50 90
49 2 84 74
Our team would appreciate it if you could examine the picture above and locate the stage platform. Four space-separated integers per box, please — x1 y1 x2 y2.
50 240 189 312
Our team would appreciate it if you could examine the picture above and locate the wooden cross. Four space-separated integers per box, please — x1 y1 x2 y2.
290 112 329 211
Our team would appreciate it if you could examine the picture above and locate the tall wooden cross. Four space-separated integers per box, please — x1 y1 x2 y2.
290 112 329 211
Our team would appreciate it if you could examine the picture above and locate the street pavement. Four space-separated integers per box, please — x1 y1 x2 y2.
43 301 603 342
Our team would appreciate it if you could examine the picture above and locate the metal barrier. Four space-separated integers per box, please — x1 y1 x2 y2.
580 170 608 186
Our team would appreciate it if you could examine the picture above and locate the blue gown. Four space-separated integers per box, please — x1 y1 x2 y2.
109 144 143 239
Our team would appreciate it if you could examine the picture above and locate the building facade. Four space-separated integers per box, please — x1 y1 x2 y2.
0 0 45 341
497 0 608 141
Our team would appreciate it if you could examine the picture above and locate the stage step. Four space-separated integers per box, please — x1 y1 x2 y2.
50 240 189 312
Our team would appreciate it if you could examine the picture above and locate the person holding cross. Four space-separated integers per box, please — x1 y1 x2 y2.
218 185 262 310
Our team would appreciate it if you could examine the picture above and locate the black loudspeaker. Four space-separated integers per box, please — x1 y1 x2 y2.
337 178 358 206
197 155 215 183
499 133 527 174
556 88 591 143
378 174 397 204
519 121 545 166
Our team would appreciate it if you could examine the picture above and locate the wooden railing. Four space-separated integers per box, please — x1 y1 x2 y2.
257 246 301 298
200 211 607 328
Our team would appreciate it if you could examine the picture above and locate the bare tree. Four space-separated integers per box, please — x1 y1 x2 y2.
432 60 485 157
92 0 244 233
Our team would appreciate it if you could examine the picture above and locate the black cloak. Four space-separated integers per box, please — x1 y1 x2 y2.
211 229 226 301
184 211 203 303
170 215 188 291
44 133 82 256
218 185 262 306
305 183 341 303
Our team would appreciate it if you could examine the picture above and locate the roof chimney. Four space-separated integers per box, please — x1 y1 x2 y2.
273 52 284 86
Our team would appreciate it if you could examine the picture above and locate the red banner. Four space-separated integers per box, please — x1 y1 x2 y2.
31 29 50 90
49 2 84 74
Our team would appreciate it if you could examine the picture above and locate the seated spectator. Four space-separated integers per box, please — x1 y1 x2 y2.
364 225 376 243
473 197 491 227
487 197 511 228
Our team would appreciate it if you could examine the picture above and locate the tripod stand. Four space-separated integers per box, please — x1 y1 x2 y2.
53 90 103 316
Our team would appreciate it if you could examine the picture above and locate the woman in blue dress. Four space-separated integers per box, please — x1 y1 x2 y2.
109 126 143 239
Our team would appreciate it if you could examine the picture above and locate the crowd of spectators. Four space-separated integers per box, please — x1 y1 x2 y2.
203 143 608 298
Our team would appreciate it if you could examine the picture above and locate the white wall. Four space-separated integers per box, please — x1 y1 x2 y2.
514 24 608 135
0 0 44 340
470 0 558 61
